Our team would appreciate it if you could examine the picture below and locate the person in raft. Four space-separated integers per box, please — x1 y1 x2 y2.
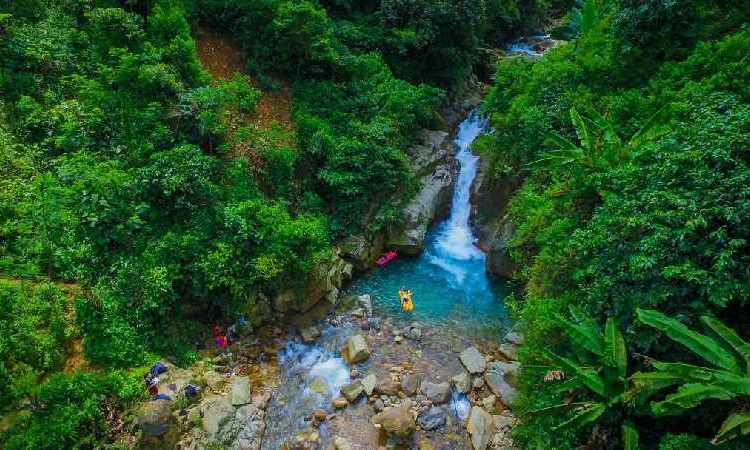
399 288 414 312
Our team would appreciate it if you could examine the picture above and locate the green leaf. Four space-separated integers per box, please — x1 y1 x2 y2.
628 371 683 397
528 402 591 416
628 104 672 149
713 413 750 445
650 362 750 394
651 383 734 416
604 317 627 378
622 421 639 450
557 313 604 356
545 351 608 397
701 315 750 374
553 402 606 431
570 108 592 153
637 309 739 372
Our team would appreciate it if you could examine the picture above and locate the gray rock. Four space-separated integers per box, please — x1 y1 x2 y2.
201 395 236 437
203 370 226 391
467 406 493 450
138 399 174 437
231 376 252 406
488 361 521 388
376 378 401 396
342 334 370 364
308 377 329 396
504 331 523 346
362 374 377 396
486 217 518 278
452 371 471 394
373 398 385 412
484 372 517 406
230 404 266 450
417 406 447 431
472 376 485 390
401 373 422 396
404 324 423 341
357 294 373 317
340 381 364 402
420 380 451 404
497 343 518 361
460 347 487 374
372 403 416 438
300 325 321 343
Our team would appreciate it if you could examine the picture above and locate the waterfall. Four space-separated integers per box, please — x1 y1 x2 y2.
434 111 486 261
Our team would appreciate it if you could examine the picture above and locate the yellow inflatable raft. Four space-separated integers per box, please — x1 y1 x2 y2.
399 289 414 312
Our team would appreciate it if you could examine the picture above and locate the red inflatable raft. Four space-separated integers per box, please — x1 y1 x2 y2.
376 251 397 267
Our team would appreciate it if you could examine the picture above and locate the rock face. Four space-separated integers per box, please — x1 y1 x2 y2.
231 376 252 406
460 347 487 374
420 380 451 404
467 406 494 450
272 249 353 313
372 403 416 438
470 155 522 278
341 334 370 364
339 233 385 272
387 130 458 255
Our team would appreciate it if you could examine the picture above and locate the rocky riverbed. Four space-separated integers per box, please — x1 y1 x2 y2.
134 292 522 450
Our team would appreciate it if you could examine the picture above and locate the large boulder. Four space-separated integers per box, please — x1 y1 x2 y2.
231 376 252 406
387 167 455 255
467 406 494 450
341 334 370 364
372 403 416 438
460 347 487 374
420 380 451 404
201 395 236 437
217 404 266 450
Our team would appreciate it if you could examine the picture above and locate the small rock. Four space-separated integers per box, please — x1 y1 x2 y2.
452 372 471 394
418 439 437 450
417 406 447 431
138 398 174 437
484 371 517 406
357 294 373 316
308 377 329 396
342 334 370 364
376 378 401 396
467 406 493 450
488 361 521 388
482 395 497 411
420 381 451 404
401 373 422 396
373 398 385 412
202 370 225 391
340 381 364 402
362 374 377 396
372 403 416 438
333 397 349 409
460 347 487 374
497 343 518 361
312 409 327 422
300 325 321 343
472 376 485 390
404 324 423 341
394 335 403 344
231 376 252 406
504 331 523 346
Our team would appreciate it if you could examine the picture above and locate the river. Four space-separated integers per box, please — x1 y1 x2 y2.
261 112 510 449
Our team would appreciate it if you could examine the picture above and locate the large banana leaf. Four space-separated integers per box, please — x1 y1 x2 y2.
629 371 683 395
637 309 740 372
713 413 750 444
553 402 606 431
622 421 639 450
701 315 750 374
651 383 734 416
628 104 672 149
651 362 750 395
570 108 592 153
557 313 604 356
604 317 627 378
528 401 592 416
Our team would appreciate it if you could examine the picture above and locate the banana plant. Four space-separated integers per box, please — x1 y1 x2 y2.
633 309 750 444
531 309 641 449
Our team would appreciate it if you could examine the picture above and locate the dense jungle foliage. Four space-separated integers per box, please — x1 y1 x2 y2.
0 0 563 447
477 0 750 448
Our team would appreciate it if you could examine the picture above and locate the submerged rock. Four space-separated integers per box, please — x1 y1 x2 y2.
417 406 447 431
460 347 487 374
467 406 493 450
340 381 364 402
341 334 370 364
420 380 451 404
334 436 353 450
372 403 416 438
376 378 401 396
401 373 422 396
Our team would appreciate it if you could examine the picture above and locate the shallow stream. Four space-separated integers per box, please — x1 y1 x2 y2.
261 112 511 449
